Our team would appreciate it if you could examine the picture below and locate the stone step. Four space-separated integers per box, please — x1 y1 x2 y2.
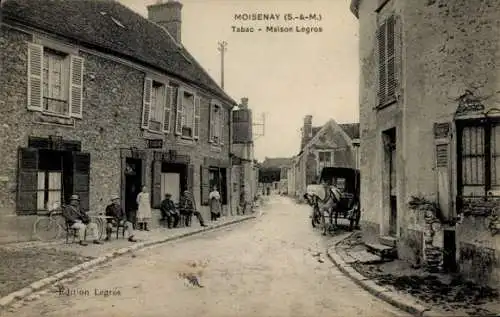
349 250 383 263
365 242 398 259
379 235 397 247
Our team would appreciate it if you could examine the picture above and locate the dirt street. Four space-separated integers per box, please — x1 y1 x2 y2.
1 196 409 317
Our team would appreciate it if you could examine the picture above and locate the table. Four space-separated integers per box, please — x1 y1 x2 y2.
88 213 114 240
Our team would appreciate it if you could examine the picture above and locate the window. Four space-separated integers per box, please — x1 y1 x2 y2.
37 171 62 211
27 44 84 118
209 102 225 145
376 15 399 107
317 150 334 176
319 151 332 163
141 78 172 133
458 120 500 197
175 88 200 139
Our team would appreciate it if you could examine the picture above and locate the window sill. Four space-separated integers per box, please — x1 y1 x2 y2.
374 96 397 111
33 112 75 127
143 129 164 138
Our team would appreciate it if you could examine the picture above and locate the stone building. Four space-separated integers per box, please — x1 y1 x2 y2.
258 157 292 195
351 0 500 286
0 0 239 242
291 115 360 198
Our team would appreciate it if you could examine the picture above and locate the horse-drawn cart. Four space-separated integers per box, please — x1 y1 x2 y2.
304 167 361 235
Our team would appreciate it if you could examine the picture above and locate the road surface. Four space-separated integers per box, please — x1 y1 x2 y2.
2 196 408 317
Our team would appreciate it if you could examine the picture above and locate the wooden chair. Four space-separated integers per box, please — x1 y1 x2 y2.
114 222 126 239
65 222 86 244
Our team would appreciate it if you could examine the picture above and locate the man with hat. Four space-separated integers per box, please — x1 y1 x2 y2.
105 195 136 242
179 190 207 227
62 194 102 246
160 193 179 229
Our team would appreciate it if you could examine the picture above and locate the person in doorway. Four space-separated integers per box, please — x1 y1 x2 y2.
62 195 102 246
160 193 180 228
136 186 152 231
209 186 222 221
179 190 207 227
105 195 137 242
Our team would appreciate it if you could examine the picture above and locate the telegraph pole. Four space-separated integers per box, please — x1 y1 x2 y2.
217 41 228 89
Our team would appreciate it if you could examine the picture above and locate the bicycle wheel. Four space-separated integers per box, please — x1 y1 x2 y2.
95 218 105 240
33 217 59 241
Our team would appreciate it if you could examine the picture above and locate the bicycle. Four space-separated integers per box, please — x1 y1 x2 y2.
32 204 67 241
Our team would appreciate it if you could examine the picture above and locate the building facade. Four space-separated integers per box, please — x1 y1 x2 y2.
0 0 238 243
291 115 360 198
258 157 292 195
351 0 500 286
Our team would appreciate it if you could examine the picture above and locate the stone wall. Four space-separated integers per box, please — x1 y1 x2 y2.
0 24 232 242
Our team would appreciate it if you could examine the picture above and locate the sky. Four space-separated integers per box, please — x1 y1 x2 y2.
118 0 359 161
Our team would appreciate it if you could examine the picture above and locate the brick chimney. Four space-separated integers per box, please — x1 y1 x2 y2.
147 0 183 43
240 97 249 109
301 115 313 149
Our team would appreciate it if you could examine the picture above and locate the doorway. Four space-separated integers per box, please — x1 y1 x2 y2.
161 163 187 205
383 128 397 237
124 158 142 223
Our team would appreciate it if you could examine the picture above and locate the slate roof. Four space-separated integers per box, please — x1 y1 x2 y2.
260 157 293 169
339 123 360 139
311 126 322 139
2 0 236 105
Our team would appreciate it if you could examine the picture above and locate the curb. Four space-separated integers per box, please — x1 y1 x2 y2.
0 215 256 311
326 233 455 317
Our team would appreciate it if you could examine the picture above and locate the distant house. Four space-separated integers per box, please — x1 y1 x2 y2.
291 115 360 197
258 157 293 194
0 0 239 243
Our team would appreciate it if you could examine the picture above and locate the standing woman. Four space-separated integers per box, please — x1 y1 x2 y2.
136 185 152 231
209 185 222 221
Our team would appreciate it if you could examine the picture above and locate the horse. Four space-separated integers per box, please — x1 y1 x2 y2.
304 184 343 235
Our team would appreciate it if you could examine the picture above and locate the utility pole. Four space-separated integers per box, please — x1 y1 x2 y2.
217 41 228 89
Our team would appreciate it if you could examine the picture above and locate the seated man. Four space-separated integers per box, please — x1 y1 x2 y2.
179 190 207 227
105 195 137 242
62 194 102 246
160 193 180 228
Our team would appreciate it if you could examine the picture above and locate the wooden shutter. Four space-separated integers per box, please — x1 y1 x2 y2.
386 16 396 99
151 160 162 208
163 86 173 133
394 15 402 98
69 55 84 118
27 43 44 111
142 78 153 129
175 88 184 135
17 148 39 215
220 108 225 145
200 165 210 205
194 96 201 139
209 103 215 143
72 152 90 212
376 22 387 103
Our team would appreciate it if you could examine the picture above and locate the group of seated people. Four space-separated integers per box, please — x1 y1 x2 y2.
159 191 207 228
61 194 137 246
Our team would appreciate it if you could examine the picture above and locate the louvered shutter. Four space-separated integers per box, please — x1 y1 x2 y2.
200 165 210 205
376 22 387 104
27 43 44 111
220 108 225 145
194 96 201 140
209 103 215 143
142 78 153 129
72 152 91 211
69 55 84 118
17 148 39 215
386 16 396 99
394 15 402 99
175 88 184 135
152 159 162 208
163 86 173 133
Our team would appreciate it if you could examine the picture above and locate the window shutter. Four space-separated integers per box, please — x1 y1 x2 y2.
142 78 153 129
200 165 210 205
69 55 84 118
394 15 402 98
386 16 396 99
220 108 225 145
163 86 173 133
194 96 201 139
151 160 162 208
175 88 184 135
72 152 90 211
209 103 215 143
376 22 387 104
27 43 44 111
17 148 39 215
